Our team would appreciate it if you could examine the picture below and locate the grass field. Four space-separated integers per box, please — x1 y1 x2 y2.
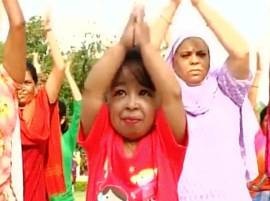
74 191 86 201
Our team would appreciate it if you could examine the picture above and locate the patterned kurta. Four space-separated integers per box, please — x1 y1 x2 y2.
0 64 23 201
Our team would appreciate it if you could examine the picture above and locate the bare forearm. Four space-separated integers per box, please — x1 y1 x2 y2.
45 67 65 103
195 1 248 58
84 43 126 96
140 43 180 98
81 43 126 134
3 0 24 27
44 29 67 103
141 43 186 143
248 89 257 110
46 30 65 71
150 2 179 49
3 0 26 83
66 72 82 101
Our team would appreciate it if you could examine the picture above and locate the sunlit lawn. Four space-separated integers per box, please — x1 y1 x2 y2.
74 191 86 201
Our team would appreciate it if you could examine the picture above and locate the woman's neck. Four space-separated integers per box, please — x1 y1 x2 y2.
20 99 36 127
123 140 138 158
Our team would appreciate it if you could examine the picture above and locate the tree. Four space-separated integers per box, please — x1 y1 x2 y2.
60 33 105 116
26 16 52 80
25 16 105 119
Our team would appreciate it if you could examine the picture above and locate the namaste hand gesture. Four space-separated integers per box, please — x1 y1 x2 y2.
120 5 150 50
120 9 136 50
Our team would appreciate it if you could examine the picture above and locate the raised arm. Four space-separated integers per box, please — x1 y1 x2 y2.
3 0 26 83
248 52 262 117
32 52 41 74
150 0 181 49
192 0 249 80
81 14 135 135
44 13 66 103
64 61 82 146
135 9 186 144
65 61 82 101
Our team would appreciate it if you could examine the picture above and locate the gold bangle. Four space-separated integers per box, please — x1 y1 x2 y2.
160 14 172 25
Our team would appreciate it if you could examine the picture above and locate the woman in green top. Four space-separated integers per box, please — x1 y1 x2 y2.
50 60 82 201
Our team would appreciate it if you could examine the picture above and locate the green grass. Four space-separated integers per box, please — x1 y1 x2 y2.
74 181 87 192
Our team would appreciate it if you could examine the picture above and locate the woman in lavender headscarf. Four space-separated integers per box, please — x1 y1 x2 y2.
152 0 259 200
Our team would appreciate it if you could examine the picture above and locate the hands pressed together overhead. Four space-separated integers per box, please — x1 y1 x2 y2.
120 5 150 50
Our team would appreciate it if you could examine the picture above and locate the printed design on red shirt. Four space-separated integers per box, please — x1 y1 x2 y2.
97 185 128 201
97 164 158 201
130 168 157 200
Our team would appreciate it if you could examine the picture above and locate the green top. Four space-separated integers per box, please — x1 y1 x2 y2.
50 101 81 201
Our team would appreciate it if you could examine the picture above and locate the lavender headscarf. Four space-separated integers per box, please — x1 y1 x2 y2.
166 29 259 181
166 28 220 116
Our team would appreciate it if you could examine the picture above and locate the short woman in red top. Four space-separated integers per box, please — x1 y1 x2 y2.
80 7 187 201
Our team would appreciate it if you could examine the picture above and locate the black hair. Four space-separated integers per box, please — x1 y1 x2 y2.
260 106 268 125
26 61 38 84
111 48 155 91
101 186 127 201
58 100 68 133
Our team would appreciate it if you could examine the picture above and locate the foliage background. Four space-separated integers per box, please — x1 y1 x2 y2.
0 16 108 154
3 16 106 120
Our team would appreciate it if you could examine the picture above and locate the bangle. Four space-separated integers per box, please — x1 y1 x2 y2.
160 14 172 25
251 85 259 88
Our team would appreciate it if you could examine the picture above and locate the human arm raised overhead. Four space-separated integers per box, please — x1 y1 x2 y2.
65 60 82 101
191 0 249 80
150 0 181 49
3 0 26 83
135 8 186 144
248 52 262 118
81 12 135 135
43 12 66 103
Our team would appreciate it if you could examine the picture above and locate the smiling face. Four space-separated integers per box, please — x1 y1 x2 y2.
107 62 157 141
17 70 37 107
173 37 210 86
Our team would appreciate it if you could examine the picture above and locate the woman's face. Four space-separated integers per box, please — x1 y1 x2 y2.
173 37 210 86
17 71 36 106
108 67 157 141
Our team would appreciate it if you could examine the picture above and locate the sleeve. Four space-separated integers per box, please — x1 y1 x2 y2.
155 109 187 162
64 101 82 151
78 104 109 156
217 62 252 107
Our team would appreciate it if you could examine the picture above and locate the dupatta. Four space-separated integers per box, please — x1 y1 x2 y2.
20 88 65 196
